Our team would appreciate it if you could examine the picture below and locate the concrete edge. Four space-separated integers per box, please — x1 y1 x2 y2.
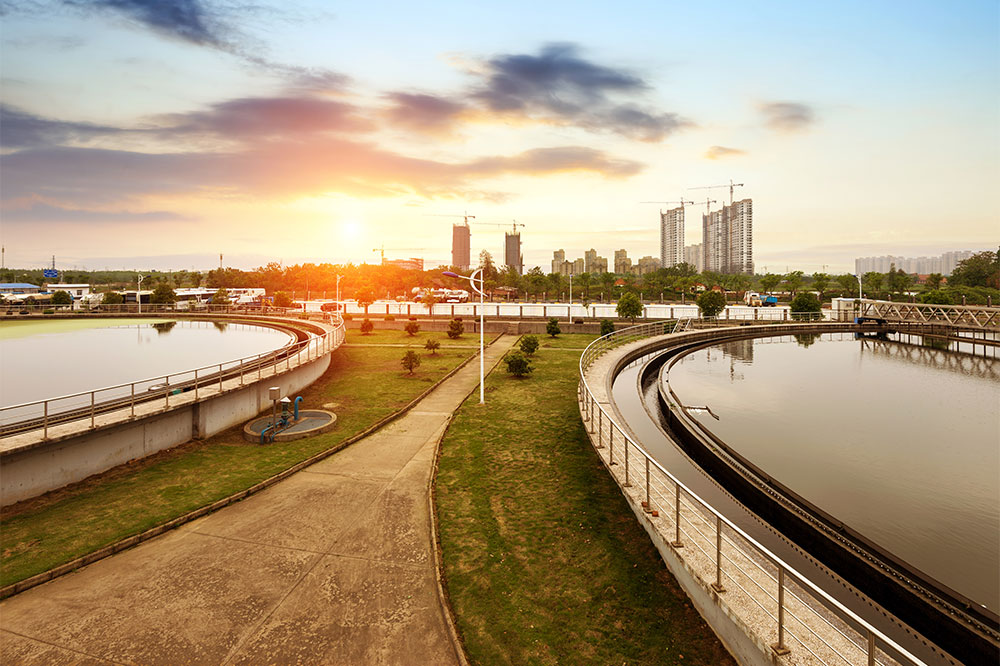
427 332 516 666
0 336 497 601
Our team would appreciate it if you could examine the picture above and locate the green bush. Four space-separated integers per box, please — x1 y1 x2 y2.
503 351 533 377
404 321 420 336
600 319 615 336
425 339 441 355
789 292 823 320
102 291 124 305
615 291 643 322
696 290 726 318
50 290 72 305
447 319 464 339
385 314 396 321
401 350 421 375
360 318 374 335
42 309 55 315
546 318 561 337
519 335 539 356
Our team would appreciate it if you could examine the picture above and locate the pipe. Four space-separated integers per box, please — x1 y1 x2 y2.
294 396 303 420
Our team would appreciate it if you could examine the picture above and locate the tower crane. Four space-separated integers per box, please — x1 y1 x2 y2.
639 199 694 212
689 179 744 205
424 212 475 226
472 220 525 234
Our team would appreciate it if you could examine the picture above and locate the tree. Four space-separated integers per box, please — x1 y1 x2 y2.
360 318 374 335
759 273 782 294
600 319 615 336
730 274 753 294
616 291 643 322
919 289 954 305
150 283 176 304
519 335 539 356
546 317 561 337
862 272 884 298
949 250 1000 289
925 273 944 290
811 273 830 297
50 290 72 305
577 272 592 300
401 350 421 375
425 338 441 355
789 292 823 319
835 274 857 297
102 291 123 305
696 290 726 318
355 285 376 314
447 319 464 339
404 321 420 336
211 287 230 305
782 271 805 296
886 264 911 296
503 351 533 378
273 291 293 308
479 250 499 281
599 272 616 301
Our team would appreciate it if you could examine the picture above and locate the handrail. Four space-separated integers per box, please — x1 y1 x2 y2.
578 317 930 666
0 313 346 437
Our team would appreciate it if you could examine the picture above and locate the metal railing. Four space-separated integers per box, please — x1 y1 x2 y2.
0 314 346 438
578 318 929 666
858 300 1000 330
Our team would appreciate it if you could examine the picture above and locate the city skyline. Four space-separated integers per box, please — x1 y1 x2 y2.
1 1 997 274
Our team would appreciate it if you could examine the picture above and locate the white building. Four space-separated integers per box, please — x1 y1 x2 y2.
702 199 753 275
45 283 92 299
660 207 685 268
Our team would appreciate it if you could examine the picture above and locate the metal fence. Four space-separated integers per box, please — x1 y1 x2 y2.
578 319 928 666
0 314 346 438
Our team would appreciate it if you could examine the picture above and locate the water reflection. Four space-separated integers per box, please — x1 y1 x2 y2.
666 333 1000 611
152 321 177 335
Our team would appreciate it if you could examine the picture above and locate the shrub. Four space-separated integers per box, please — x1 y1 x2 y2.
447 319 464 339
425 339 441 355
573 318 583 325
51 290 72 305
43 309 55 315
360 318 374 335
789 292 823 320
919 289 954 305
102 291 124 305
696 290 726 318
401 350 421 375
600 319 615 336
519 335 539 356
503 351 533 377
273 291 292 308
404 321 420 336
546 317 561 337
385 314 396 321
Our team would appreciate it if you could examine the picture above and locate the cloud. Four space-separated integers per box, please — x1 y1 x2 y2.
383 93 467 134
759 102 815 132
704 145 747 160
466 146 642 178
1 201 192 223
156 96 373 138
66 0 225 46
0 105 125 148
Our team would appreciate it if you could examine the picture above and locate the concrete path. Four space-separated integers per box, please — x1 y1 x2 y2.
0 335 517 665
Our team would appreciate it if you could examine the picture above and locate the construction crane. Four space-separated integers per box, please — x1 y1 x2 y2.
689 179 744 205
696 197 718 216
372 245 428 263
472 220 525 234
424 212 476 226
639 199 694 212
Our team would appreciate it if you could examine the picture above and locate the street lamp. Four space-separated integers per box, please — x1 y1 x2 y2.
443 269 485 404
137 274 147 314
336 274 343 317
851 274 863 320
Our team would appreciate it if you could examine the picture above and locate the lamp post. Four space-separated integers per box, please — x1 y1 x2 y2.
137 274 146 314
568 274 573 323
852 274 863 320
336 274 343 317
443 269 485 404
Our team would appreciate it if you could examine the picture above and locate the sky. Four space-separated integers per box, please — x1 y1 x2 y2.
1 0 997 274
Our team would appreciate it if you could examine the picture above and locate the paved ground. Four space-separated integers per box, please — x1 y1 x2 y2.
0 335 517 665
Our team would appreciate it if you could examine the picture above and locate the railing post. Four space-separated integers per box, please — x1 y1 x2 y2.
712 515 725 593
671 482 683 548
771 566 790 655
623 432 630 486
597 407 603 448
194 368 199 399
644 457 651 512
43 401 49 439
866 629 876 666
90 392 95 428
219 363 223 391
239 359 244 385
607 413 614 465
258 353 262 381
130 383 135 418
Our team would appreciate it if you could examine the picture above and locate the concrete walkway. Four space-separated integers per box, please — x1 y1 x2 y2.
1 335 517 665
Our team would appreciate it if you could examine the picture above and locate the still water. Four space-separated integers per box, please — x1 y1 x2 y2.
0 319 293 411
665 332 1000 612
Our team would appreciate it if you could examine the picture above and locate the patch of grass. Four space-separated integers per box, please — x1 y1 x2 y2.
345 328 479 347
0 344 473 588
436 334 734 665
539 332 600 349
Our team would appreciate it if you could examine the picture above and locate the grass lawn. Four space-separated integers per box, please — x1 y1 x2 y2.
436 334 734 665
1 341 474 589
345 327 481 347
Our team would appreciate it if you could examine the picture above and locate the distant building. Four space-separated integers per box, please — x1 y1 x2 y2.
584 248 607 274
636 256 660 276
572 258 585 275
504 232 522 274
614 249 632 275
552 249 565 275
702 198 753 275
0 283 40 295
45 283 92 299
384 258 424 271
452 224 470 270
684 243 703 272
660 207 685 268
854 250 980 276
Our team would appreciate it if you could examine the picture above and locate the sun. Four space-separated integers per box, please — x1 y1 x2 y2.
341 219 362 238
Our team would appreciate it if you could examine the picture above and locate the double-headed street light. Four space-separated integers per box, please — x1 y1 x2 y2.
443 269 485 404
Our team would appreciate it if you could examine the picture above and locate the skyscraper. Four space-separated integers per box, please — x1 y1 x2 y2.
505 232 522 274
452 223 470 270
552 249 565 275
660 207 685 268
702 199 753 274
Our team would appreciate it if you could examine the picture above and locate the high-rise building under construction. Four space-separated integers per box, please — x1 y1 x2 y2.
660 206 685 268
702 199 753 274
452 223 470 270
505 232 523 275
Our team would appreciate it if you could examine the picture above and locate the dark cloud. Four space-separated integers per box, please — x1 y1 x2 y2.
469 43 685 141
0 105 124 148
66 0 224 46
704 145 747 160
467 146 642 178
157 96 373 138
759 102 815 132
384 93 466 133
1 201 192 223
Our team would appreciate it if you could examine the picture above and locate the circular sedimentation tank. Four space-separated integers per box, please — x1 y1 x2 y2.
243 409 337 443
